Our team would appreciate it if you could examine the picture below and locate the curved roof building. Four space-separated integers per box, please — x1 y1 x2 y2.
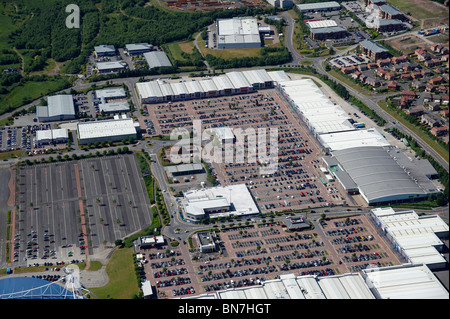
331 146 427 204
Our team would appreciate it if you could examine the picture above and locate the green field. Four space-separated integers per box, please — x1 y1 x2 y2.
0 77 72 115
387 0 448 20
90 247 140 299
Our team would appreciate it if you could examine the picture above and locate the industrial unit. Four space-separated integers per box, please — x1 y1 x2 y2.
276 78 440 206
95 61 127 73
306 20 347 40
181 184 259 222
136 69 284 104
36 95 76 122
76 117 139 145
94 45 116 57
125 43 153 55
216 17 261 49
35 128 69 145
143 51 172 69
296 1 341 12
95 87 130 114
370 207 448 270
362 263 448 299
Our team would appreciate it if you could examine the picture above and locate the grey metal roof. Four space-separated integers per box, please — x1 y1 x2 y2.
144 51 172 68
310 26 347 34
37 95 75 119
379 4 404 16
94 45 115 54
332 146 426 203
360 40 389 53
297 1 340 11
376 19 403 27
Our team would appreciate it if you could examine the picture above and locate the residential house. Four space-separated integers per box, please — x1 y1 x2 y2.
377 58 391 67
351 71 362 80
341 66 357 74
421 113 439 127
400 73 411 81
387 80 398 90
411 79 426 90
411 71 422 79
391 55 408 64
429 76 443 85
358 64 368 71
415 48 431 61
441 109 449 118
431 125 449 137
365 77 380 86
385 72 396 81
425 83 435 93
406 105 425 116
375 67 388 78
367 62 378 69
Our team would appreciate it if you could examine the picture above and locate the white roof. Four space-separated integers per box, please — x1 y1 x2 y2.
371 208 449 267
171 82 188 96
141 280 153 297
77 119 136 140
199 78 218 93
95 87 126 100
279 79 354 134
184 80 203 94
212 75 235 91
35 128 68 141
242 69 272 85
226 71 251 89
218 17 259 36
183 272 374 299
182 184 259 218
308 19 339 29
306 19 338 29
363 264 449 299
96 61 126 71
319 128 390 151
267 70 291 83
136 81 163 99
158 81 174 97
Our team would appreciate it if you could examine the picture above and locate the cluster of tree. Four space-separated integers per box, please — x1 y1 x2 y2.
263 17 286 35
0 72 22 87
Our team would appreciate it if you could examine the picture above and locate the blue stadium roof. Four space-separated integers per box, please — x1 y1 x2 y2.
0 277 75 299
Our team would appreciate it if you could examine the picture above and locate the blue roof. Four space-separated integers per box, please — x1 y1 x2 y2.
0 277 75 299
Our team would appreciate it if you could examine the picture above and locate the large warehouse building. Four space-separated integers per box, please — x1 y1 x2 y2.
297 1 341 12
323 146 429 205
77 117 139 145
181 184 259 222
36 95 76 122
276 78 440 206
143 51 172 69
370 207 448 270
216 17 261 49
136 69 285 104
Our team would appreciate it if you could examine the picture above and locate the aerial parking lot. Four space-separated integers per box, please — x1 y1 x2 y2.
138 213 400 298
10 154 153 267
146 89 351 213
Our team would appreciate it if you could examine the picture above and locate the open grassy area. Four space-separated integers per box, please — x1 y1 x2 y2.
197 36 263 60
166 40 195 62
90 247 139 299
387 0 448 20
0 76 72 116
